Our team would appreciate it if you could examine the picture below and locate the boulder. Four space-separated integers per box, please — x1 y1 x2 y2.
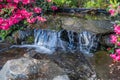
45 15 113 33
0 57 69 80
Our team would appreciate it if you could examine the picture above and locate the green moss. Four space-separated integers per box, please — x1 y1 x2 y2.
5 36 15 43
26 36 34 44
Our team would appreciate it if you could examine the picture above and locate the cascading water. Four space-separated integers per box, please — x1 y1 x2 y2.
11 29 100 55
34 29 57 53
79 31 99 54
57 30 79 53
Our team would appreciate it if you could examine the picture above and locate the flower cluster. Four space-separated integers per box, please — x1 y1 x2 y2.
108 3 120 61
108 1 120 16
110 23 120 61
0 0 53 30
109 5 120 16
110 49 120 61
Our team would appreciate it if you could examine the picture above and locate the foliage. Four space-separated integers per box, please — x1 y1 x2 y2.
53 0 85 8
84 0 109 9
0 0 55 40
107 0 120 62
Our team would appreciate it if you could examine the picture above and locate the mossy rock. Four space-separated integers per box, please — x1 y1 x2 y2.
25 36 34 44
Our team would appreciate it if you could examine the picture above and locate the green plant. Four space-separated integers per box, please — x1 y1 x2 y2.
53 0 83 8
0 0 53 40
107 0 120 62
84 0 108 9
53 0 66 6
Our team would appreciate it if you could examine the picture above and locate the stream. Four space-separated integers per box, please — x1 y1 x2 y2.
0 14 119 80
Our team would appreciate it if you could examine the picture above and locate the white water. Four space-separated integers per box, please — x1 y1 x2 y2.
11 45 54 54
11 29 99 55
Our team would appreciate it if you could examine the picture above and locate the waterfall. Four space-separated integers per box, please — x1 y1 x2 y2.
57 30 79 53
34 29 57 53
11 29 100 55
79 31 99 54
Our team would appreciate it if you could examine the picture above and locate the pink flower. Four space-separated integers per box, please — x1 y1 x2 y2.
34 7 42 13
0 18 4 24
109 9 116 16
7 17 16 26
1 26 10 30
47 0 51 2
0 0 3 2
6 0 12 2
1 20 10 30
19 9 32 18
110 35 117 44
0 5 3 9
10 13 23 24
117 42 120 46
23 0 30 5
109 4 112 8
51 6 58 11
114 24 120 34
107 47 111 51
114 56 120 61
116 49 120 55
10 3 17 8
27 18 36 23
110 54 117 59
13 0 20 4
37 16 46 22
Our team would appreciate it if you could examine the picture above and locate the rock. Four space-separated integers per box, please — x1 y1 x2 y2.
53 75 70 80
0 57 69 80
44 15 113 33
49 52 97 80
12 30 34 44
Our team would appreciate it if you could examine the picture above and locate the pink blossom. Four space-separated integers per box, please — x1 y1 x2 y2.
7 18 15 26
31 0 35 2
10 13 23 24
114 56 120 61
109 9 116 16
51 6 58 11
19 9 32 18
116 49 120 55
27 18 36 23
23 0 30 5
114 24 120 34
107 47 111 51
47 0 51 2
110 54 117 59
0 0 3 2
110 35 117 44
117 42 120 46
37 16 46 22
1 26 10 30
1 20 10 30
7 3 17 9
13 0 20 4
34 7 42 13
0 5 3 9
0 18 4 24
109 4 112 8
6 0 12 2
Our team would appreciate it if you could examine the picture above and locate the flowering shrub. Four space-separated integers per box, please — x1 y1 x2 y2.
108 0 120 62
108 0 120 16
0 0 58 39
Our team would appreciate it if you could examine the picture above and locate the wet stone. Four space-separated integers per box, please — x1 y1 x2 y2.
0 57 70 80
49 52 96 80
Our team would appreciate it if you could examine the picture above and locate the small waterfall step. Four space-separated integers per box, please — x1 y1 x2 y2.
11 29 100 55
